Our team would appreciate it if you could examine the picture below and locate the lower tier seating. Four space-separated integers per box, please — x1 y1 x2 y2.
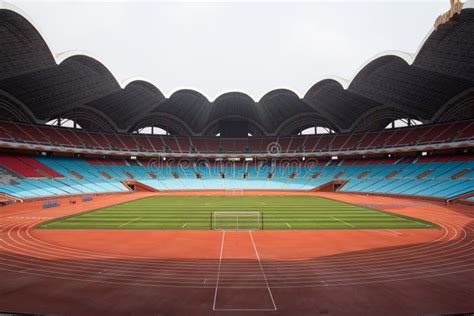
0 154 472 200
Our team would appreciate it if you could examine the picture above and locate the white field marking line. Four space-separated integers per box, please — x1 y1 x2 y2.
8 214 456 278
5 218 474 288
182 223 188 228
15 211 444 268
286 223 291 228
213 231 226 311
22 221 470 272
330 216 354 228
3 241 474 286
118 217 142 228
3 248 474 290
19 215 457 266
249 231 278 311
26 207 466 249
213 232 280 311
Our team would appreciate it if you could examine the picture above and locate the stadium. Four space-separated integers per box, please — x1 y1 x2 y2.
0 1 473 315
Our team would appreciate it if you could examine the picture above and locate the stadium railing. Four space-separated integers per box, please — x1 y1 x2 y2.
0 120 472 155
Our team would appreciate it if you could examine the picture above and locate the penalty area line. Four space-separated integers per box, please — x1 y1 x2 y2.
118 217 142 228
249 231 277 311
213 231 226 311
330 216 354 228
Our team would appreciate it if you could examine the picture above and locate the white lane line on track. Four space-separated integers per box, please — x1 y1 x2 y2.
213 231 226 310
21 214 455 264
2 214 470 286
369 229 404 236
118 217 142 228
2 217 472 288
330 216 354 228
249 231 277 311
15 217 455 270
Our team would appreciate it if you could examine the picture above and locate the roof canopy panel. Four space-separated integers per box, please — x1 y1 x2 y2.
0 5 473 136
0 9 55 81
87 80 165 130
210 92 258 123
414 9 474 82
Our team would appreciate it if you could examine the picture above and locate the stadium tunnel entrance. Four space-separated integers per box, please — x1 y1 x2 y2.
310 180 348 192
122 181 159 192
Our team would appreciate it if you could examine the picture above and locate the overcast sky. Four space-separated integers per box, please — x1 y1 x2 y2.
8 0 449 100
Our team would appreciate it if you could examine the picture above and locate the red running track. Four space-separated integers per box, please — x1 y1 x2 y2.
0 192 473 315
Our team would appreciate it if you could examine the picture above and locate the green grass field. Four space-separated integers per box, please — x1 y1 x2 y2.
37 195 437 230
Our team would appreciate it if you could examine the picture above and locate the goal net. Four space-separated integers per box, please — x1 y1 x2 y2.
225 189 244 196
212 212 262 230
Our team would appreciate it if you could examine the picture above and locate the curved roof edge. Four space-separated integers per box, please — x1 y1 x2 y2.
55 50 122 83
120 77 161 90
0 2 56 58
316 51 414 94
305 0 474 94
4 1 467 101
414 0 474 57
1 1 473 135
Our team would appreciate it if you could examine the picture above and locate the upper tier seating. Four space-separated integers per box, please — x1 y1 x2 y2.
0 120 472 154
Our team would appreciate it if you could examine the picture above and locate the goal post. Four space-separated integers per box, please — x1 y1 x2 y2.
212 211 262 230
